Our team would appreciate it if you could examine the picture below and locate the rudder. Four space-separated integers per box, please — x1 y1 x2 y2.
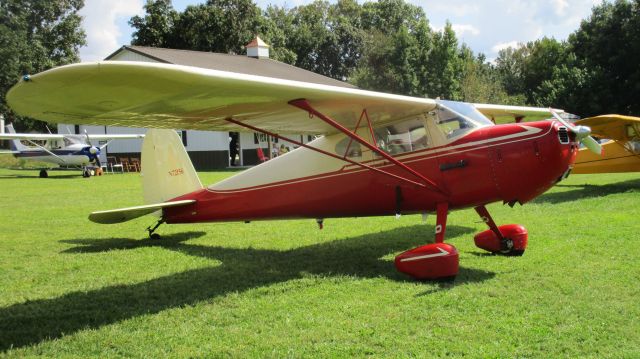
5 124 28 152
141 129 203 204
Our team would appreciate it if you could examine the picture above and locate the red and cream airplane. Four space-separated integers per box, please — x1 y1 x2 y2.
7 61 601 280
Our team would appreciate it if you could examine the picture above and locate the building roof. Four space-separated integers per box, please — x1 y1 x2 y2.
246 36 269 48
105 45 356 89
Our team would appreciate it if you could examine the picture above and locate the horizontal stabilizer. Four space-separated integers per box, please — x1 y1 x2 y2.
89 199 195 224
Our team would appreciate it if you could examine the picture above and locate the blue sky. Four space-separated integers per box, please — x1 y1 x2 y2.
79 0 603 62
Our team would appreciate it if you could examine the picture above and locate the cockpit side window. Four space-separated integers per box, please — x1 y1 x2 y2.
373 117 429 156
625 124 640 154
335 137 363 159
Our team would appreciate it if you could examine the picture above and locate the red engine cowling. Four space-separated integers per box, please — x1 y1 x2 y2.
474 224 528 255
395 243 459 280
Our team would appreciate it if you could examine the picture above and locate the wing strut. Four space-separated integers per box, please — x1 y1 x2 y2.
225 118 428 188
288 99 447 195
25 140 67 164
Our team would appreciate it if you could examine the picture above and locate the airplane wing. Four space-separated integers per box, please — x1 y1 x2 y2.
473 103 559 124
0 133 65 140
0 132 143 141
86 134 145 140
574 114 640 141
7 61 438 135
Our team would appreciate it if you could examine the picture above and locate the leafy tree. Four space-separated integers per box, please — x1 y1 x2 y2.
258 6 297 63
0 0 86 132
565 0 640 115
131 0 262 54
425 22 462 99
130 0 178 47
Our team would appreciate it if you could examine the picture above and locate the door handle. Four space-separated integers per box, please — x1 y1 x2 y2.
440 159 468 171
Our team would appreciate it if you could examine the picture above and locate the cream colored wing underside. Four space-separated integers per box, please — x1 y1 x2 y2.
7 61 438 135
474 103 559 124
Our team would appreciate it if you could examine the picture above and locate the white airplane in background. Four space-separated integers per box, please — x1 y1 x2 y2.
0 124 144 178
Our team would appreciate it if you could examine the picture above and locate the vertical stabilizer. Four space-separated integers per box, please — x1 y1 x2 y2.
141 129 203 204
5 124 28 152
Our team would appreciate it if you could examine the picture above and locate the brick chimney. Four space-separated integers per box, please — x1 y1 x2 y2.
246 36 269 59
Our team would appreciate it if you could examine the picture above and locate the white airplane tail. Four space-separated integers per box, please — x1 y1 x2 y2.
141 129 203 204
5 124 29 152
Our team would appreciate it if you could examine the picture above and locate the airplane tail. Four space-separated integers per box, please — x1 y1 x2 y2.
89 129 202 224
5 124 28 152
141 129 203 205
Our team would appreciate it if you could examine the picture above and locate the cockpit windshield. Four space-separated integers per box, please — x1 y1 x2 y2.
431 100 494 142
436 100 495 127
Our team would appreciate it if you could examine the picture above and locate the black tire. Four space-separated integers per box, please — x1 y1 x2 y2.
504 249 525 257
39 170 48 178
150 233 161 240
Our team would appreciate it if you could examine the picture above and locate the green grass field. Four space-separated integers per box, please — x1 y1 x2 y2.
0 166 638 358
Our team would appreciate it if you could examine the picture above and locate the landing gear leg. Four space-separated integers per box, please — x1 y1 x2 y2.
39 169 48 178
473 205 527 256
395 202 459 280
147 219 165 240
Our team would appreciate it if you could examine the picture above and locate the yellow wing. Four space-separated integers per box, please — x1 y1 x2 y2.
574 114 640 141
7 61 437 135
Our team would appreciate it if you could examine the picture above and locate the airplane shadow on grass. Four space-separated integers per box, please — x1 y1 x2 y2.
533 178 640 204
0 224 494 351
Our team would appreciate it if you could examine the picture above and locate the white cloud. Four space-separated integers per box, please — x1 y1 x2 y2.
451 24 480 37
79 0 144 62
491 41 521 53
551 0 570 16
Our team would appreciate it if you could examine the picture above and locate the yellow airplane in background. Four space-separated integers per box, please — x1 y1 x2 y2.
572 115 640 174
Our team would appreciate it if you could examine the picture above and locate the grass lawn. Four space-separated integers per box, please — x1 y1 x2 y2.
0 166 638 358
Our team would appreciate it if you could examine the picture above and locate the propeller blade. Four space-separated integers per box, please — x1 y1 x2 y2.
549 109 602 155
549 109 574 129
581 135 603 155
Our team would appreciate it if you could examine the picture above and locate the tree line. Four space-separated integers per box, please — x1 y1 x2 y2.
1 0 638 132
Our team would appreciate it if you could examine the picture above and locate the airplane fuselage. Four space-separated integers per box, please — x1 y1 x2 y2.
573 139 640 174
164 120 577 223
11 144 94 167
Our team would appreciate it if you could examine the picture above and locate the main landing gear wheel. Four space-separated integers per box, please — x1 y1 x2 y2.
39 169 48 178
395 243 459 281
473 206 528 256
395 203 459 281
